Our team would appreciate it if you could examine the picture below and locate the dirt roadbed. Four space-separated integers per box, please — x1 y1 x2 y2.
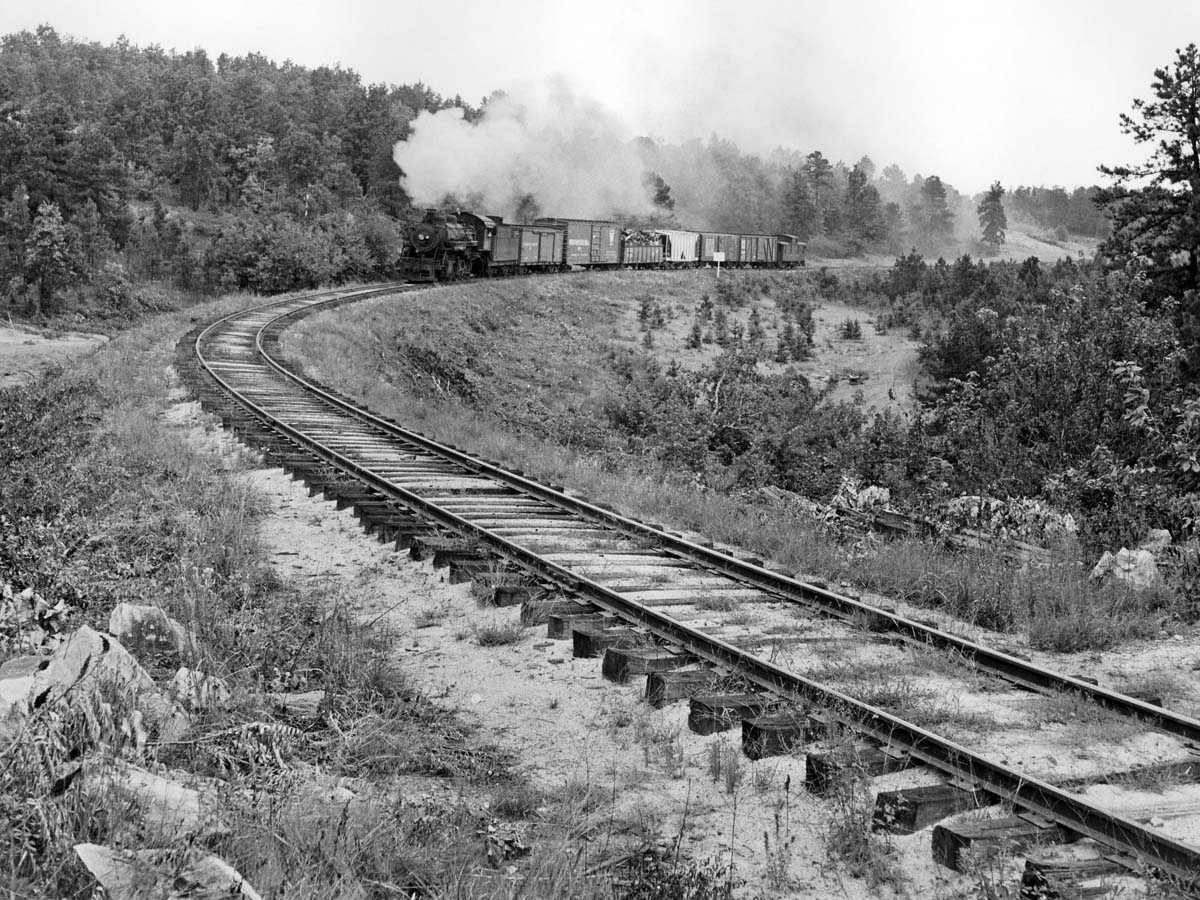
0 324 108 387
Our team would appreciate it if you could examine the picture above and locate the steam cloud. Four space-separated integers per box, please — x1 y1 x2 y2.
393 79 655 220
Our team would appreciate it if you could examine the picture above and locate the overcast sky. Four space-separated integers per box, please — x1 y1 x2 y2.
4 0 1198 194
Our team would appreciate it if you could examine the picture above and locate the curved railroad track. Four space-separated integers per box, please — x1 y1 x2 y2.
180 282 1200 890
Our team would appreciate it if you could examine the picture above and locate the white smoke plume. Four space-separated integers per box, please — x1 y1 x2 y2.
393 78 655 220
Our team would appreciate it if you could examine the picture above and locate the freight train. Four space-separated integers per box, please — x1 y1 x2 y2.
399 209 806 282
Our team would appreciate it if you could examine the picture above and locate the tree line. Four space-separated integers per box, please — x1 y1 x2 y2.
0 25 480 313
0 25 1124 319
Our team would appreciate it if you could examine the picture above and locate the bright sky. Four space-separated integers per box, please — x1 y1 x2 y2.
4 0 1198 194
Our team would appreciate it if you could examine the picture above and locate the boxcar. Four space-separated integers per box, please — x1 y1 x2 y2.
536 217 622 267
739 234 779 267
776 234 806 267
699 232 741 265
653 229 701 265
459 212 563 275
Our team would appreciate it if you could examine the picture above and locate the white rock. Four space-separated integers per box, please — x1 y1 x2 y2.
29 625 189 743
0 655 42 719
1091 548 1162 591
1138 529 1173 553
84 759 227 838
856 485 891 509
108 602 196 658
74 843 263 899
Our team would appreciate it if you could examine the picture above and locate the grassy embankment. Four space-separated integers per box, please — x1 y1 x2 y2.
1 292 716 899
287 270 1171 653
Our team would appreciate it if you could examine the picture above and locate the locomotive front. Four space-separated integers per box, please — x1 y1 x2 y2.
400 209 479 282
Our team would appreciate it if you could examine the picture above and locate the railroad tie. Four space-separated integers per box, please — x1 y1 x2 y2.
601 647 689 684
873 783 988 835
688 692 769 736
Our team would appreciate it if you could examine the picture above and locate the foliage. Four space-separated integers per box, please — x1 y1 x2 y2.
23 201 81 313
977 181 1007 248
1098 44 1200 298
1097 43 1200 378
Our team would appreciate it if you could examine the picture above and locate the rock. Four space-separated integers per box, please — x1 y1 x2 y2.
1138 529 1173 553
84 758 225 838
0 655 44 719
170 667 231 712
74 843 263 899
1091 548 1162 592
856 485 891 509
29 625 190 745
268 689 324 719
108 603 196 660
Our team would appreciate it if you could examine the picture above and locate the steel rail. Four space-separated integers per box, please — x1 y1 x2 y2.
194 288 1200 884
252 291 1200 748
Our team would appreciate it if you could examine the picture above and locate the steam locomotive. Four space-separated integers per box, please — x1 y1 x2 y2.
399 209 806 282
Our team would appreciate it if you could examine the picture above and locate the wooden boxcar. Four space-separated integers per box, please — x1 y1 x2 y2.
536 217 622 267
698 232 741 265
739 234 779 267
459 213 563 275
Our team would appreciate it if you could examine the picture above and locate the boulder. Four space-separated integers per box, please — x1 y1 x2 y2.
84 758 229 839
29 625 189 745
0 655 44 719
108 603 196 660
856 485 891 509
74 843 263 900
1091 548 1162 592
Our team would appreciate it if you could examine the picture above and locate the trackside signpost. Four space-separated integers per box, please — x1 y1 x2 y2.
714 251 725 277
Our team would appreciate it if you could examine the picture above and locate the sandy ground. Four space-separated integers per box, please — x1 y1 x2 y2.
162 398 970 898
0 323 108 387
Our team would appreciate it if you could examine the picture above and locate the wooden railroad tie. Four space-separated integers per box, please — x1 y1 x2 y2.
602 647 689 683
645 668 719 709
873 783 988 835
547 612 613 641
804 740 911 794
741 710 812 760
571 623 645 659
932 813 1068 872
688 692 769 736
520 597 599 626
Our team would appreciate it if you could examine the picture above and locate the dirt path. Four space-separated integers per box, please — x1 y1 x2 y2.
0 323 108 387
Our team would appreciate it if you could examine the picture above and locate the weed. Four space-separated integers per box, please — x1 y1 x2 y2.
762 814 796 890
821 750 904 892
704 738 743 794
472 619 524 646
412 605 447 628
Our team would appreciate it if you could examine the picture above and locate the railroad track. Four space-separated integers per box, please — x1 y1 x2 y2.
180 283 1200 892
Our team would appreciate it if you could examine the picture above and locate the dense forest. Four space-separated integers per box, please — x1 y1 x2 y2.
0 26 1108 319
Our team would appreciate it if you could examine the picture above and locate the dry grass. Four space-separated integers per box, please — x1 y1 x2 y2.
3 292 724 900
283 273 1175 654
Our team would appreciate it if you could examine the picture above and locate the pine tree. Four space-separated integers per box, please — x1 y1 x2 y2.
1098 44 1200 297
776 320 795 362
977 181 1007 249
920 175 955 240
25 201 81 314
1097 44 1200 376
